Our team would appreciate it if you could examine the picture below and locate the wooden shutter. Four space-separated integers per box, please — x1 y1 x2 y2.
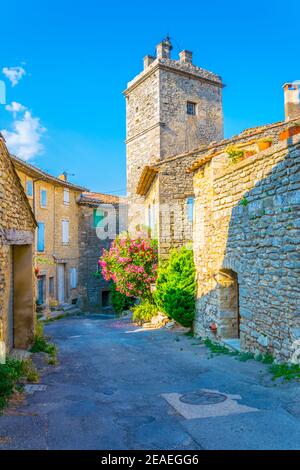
93 209 105 228
62 220 69 243
37 222 45 252
70 268 77 289
63 189 70 204
40 189 47 207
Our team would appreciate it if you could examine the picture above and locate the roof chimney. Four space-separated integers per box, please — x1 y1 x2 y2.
283 82 300 121
58 171 67 182
156 37 173 60
179 50 193 64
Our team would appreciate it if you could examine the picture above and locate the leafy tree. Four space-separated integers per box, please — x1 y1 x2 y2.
111 282 135 314
98 234 158 301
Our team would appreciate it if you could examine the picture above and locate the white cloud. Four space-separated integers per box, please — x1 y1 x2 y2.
5 101 27 117
1 110 46 160
2 66 26 87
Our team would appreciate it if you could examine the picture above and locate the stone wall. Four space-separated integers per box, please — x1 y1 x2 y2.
125 47 224 235
78 197 124 311
125 70 160 232
193 134 300 362
160 68 223 158
0 140 36 351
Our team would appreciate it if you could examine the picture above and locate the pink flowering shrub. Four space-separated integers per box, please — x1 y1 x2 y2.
98 235 158 300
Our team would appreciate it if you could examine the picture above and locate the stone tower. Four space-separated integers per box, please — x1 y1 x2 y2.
125 37 224 231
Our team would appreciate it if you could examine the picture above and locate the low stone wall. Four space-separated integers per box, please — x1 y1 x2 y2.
193 135 300 362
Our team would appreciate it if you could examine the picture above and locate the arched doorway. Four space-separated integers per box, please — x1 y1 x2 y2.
216 269 240 339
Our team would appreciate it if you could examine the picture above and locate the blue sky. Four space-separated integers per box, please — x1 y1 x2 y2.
0 0 299 194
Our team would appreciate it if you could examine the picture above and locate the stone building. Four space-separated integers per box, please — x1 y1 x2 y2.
0 136 37 355
11 156 87 311
125 37 224 238
77 192 126 311
190 87 300 361
134 78 300 260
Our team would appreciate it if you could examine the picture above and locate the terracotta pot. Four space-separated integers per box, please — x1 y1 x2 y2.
258 141 272 151
244 150 256 158
279 125 300 141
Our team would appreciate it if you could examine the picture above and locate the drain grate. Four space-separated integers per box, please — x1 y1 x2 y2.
179 390 227 405
24 384 47 394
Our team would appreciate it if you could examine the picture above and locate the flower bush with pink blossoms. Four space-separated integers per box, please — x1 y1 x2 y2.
98 235 158 300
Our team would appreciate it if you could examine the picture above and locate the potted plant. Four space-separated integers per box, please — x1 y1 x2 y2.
244 149 257 158
257 138 272 151
279 123 300 141
226 145 245 164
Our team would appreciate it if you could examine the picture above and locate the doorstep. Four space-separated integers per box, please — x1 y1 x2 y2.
222 338 241 352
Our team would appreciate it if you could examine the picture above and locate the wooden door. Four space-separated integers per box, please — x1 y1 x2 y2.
57 264 65 303
8 246 14 350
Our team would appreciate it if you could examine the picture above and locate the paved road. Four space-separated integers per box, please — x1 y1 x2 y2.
1 315 300 450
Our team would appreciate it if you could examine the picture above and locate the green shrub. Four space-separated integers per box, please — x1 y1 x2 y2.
226 145 244 164
269 363 300 381
132 300 158 324
154 246 196 327
111 282 135 314
30 336 57 357
0 358 39 410
31 320 57 360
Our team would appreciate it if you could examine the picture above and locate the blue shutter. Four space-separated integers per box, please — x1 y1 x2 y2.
187 197 195 223
26 180 33 197
37 222 45 252
41 189 47 207
93 209 105 228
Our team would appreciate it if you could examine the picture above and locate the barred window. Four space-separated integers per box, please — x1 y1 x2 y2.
187 101 196 116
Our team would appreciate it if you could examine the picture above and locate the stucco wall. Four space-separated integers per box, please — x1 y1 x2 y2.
15 165 82 307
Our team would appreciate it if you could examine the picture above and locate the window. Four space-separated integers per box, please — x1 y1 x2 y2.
63 188 70 205
49 277 54 296
62 219 69 244
93 209 105 228
26 179 33 197
70 268 77 289
40 189 47 208
102 290 111 308
187 101 196 116
148 201 156 236
37 222 45 252
187 197 195 224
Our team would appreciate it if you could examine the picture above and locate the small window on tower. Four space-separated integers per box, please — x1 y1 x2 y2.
187 101 196 116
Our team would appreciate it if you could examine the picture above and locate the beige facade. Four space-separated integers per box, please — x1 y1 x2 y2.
0 138 36 354
11 156 87 311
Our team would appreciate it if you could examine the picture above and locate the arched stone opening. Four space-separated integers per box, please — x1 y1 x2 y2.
216 269 240 339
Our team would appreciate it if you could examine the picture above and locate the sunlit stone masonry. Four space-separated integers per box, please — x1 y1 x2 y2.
191 124 300 362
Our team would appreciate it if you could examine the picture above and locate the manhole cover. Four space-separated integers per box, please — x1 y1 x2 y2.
179 390 227 405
